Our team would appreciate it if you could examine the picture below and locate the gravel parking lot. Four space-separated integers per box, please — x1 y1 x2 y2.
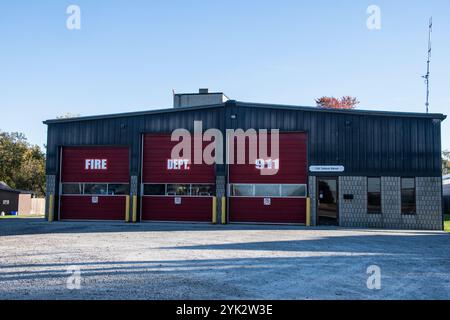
1 218 450 300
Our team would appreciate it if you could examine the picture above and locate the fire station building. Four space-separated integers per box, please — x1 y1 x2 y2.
44 90 446 230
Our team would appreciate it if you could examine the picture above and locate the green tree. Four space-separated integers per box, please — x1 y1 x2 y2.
0 130 46 196
443 150 450 175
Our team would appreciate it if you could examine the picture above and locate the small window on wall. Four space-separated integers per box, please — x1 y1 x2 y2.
166 184 189 196
401 178 416 215
62 183 83 195
143 184 165 196
107 184 130 195
84 184 108 195
367 177 381 214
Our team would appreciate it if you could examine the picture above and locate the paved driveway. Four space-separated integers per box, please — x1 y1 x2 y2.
1 218 449 300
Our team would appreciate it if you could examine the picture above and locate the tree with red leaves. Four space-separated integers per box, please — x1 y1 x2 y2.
315 96 359 109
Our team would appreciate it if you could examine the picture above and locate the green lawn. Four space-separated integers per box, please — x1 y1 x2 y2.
445 214 450 233
0 214 44 219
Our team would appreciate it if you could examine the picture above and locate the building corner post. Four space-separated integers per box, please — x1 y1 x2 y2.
45 175 57 222
130 175 139 223
215 175 226 224
306 197 311 227
48 194 54 222
212 197 217 224
125 195 130 222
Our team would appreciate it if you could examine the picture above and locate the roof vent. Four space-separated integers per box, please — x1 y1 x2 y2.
173 89 229 108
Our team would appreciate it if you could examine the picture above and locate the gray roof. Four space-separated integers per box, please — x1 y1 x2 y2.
0 181 35 194
43 100 447 125
0 182 20 194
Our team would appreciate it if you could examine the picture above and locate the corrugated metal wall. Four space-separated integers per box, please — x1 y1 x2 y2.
46 101 443 178
225 102 443 177
46 107 223 176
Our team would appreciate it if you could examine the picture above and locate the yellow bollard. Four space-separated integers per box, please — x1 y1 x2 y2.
306 197 311 227
48 194 54 222
221 196 227 224
125 195 130 222
212 197 217 224
132 195 138 223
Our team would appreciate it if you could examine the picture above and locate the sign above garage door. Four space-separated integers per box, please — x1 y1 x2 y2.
85 159 108 171
309 165 345 173
62 147 129 183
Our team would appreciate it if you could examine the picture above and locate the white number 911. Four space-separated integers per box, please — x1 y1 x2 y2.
255 159 279 170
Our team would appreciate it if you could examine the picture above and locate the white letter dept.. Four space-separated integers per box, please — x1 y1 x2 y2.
167 159 190 170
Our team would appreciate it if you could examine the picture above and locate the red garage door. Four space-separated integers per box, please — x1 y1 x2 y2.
59 147 130 220
228 132 308 224
141 134 215 222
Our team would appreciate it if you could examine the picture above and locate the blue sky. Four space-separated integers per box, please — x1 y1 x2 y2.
1 0 449 150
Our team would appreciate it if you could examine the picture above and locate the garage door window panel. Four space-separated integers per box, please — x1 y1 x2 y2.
107 184 130 196
230 184 307 198
255 184 280 197
231 185 254 197
143 184 215 197
143 184 166 196
191 184 215 196
84 184 108 195
167 184 190 196
62 183 84 195
281 185 307 197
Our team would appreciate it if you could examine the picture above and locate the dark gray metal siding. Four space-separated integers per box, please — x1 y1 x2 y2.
46 107 223 176
226 102 443 176
46 101 444 178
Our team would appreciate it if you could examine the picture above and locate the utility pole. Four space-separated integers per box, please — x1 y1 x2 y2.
422 17 432 113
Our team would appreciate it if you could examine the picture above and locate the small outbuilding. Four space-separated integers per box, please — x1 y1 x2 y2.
0 182 21 215
0 182 36 216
